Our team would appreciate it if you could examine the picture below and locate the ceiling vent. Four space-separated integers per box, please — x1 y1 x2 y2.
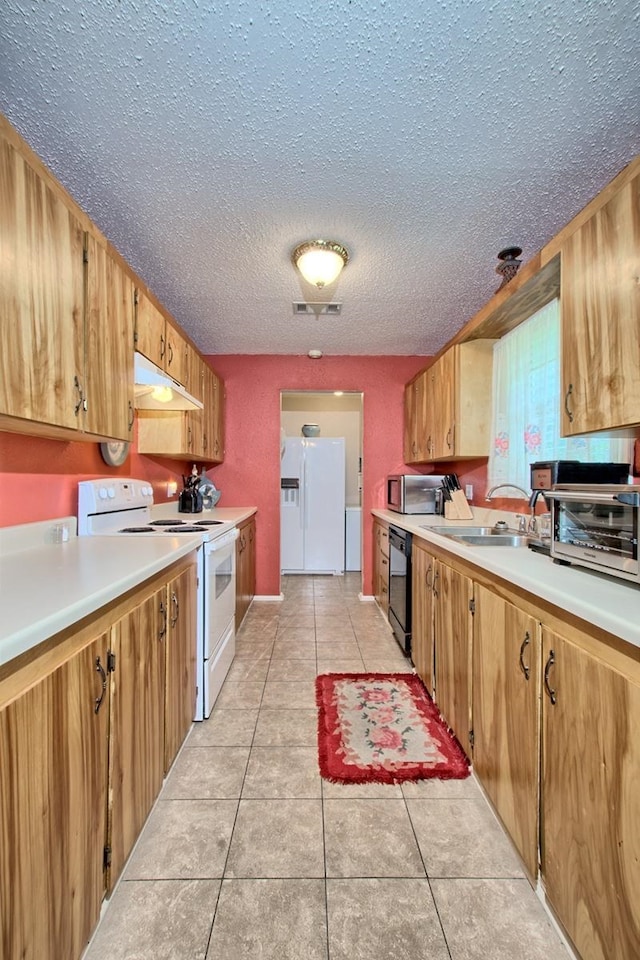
293 302 343 315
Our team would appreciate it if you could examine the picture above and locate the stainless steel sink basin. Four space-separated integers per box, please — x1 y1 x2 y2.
420 525 529 547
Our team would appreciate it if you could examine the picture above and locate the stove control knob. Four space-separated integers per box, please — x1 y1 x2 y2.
99 487 108 500
107 488 116 499
144 486 153 497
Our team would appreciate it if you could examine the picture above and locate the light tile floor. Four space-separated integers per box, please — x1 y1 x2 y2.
84 573 570 960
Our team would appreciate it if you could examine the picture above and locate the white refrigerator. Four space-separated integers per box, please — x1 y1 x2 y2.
280 437 346 574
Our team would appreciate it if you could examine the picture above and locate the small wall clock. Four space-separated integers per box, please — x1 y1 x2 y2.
99 441 131 467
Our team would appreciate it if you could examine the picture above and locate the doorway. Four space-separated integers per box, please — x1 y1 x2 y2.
279 391 364 587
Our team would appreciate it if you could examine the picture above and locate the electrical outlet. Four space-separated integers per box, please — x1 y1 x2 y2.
465 484 474 501
167 480 178 497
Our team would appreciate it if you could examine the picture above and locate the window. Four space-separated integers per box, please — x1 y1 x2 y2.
488 299 633 492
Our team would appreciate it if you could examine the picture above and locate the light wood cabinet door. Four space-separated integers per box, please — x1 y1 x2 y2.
85 235 134 441
164 565 197 773
473 585 540 879
209 368 225 463
0 634 109 960
0 134 85 430
541 629 640 960
108 588 166 889
411 539 436 695
235 516 257 629
434 560 473 755
404 371 428 463
372 519 390 616
560 170 640 434
430 350 455 460
164 321 189 387
134 289 166 368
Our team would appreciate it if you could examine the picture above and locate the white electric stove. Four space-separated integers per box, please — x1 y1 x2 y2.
77 478 238 718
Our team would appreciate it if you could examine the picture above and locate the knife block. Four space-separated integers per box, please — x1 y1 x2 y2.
444 491 473 520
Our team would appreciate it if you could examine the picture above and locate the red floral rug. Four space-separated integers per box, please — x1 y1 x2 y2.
316 673 470 784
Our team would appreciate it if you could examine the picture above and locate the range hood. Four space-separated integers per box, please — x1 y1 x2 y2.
133 352 203 412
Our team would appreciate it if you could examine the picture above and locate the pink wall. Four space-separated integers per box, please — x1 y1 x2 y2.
0 422 187 526
3 359 637 597
204 355 429 597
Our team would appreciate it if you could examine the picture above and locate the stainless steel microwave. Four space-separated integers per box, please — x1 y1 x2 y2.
387 474 446 515
548 484 639 584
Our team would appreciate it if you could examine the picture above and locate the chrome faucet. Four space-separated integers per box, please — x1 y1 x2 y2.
485 483 530 501
486 483 538 534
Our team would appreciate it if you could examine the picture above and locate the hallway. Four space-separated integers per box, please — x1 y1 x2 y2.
84 574 569 960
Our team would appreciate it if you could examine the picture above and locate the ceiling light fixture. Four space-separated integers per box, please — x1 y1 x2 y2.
308 349 323 359
292 240 349 288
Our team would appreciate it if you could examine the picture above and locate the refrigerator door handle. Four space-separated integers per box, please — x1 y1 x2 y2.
301 443 307 531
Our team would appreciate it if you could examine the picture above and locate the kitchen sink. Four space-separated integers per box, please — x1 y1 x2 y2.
420 525 530 547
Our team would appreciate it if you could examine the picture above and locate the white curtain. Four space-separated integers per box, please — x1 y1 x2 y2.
489 299 633 493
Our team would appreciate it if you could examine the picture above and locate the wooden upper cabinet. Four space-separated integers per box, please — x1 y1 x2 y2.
404 340 494 464
134 289 190 388
560 167 640 434
85 235 134 441
403 371 427 462
134 289 166 369
205 366 225 463
0 133 85 432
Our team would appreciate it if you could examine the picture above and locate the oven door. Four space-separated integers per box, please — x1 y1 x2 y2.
200 528 239 717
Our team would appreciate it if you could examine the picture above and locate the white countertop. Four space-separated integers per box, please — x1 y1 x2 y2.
0 506 257 669
373 508 640 649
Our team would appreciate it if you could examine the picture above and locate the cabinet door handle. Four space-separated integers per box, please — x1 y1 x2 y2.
543 649 557 704
564 384 574 424
167 340 174 366
170 591 179 627
74 375 84 416
128 400 134 431
446 427 453 449
519 631 531 680
160 334 166 360
433 569 439 597
94 656 107 714
425 563 433 588
159 599 167 640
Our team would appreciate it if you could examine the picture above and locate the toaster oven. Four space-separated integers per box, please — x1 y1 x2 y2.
548 485 639 584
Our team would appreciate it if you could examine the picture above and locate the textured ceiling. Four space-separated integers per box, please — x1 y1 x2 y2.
1 1 638 356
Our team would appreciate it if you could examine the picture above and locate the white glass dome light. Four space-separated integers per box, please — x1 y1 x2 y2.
292 240 349 288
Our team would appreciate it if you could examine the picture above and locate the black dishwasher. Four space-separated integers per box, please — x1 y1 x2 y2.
388 525 412 657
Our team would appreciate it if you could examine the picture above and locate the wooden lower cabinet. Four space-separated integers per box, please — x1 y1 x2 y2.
107 586 166 890
373 518 390 615
0 634 109 960
164 565 198 773
433 560 473 755
473 585 540 879
541 628 640 960
236 515 256 629
411 539 436 695
0 555 198 960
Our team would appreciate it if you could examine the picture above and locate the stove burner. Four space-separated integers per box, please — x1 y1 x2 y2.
195 520 224 525
163 526 208 533
120 526 155 533
150 519 186 526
